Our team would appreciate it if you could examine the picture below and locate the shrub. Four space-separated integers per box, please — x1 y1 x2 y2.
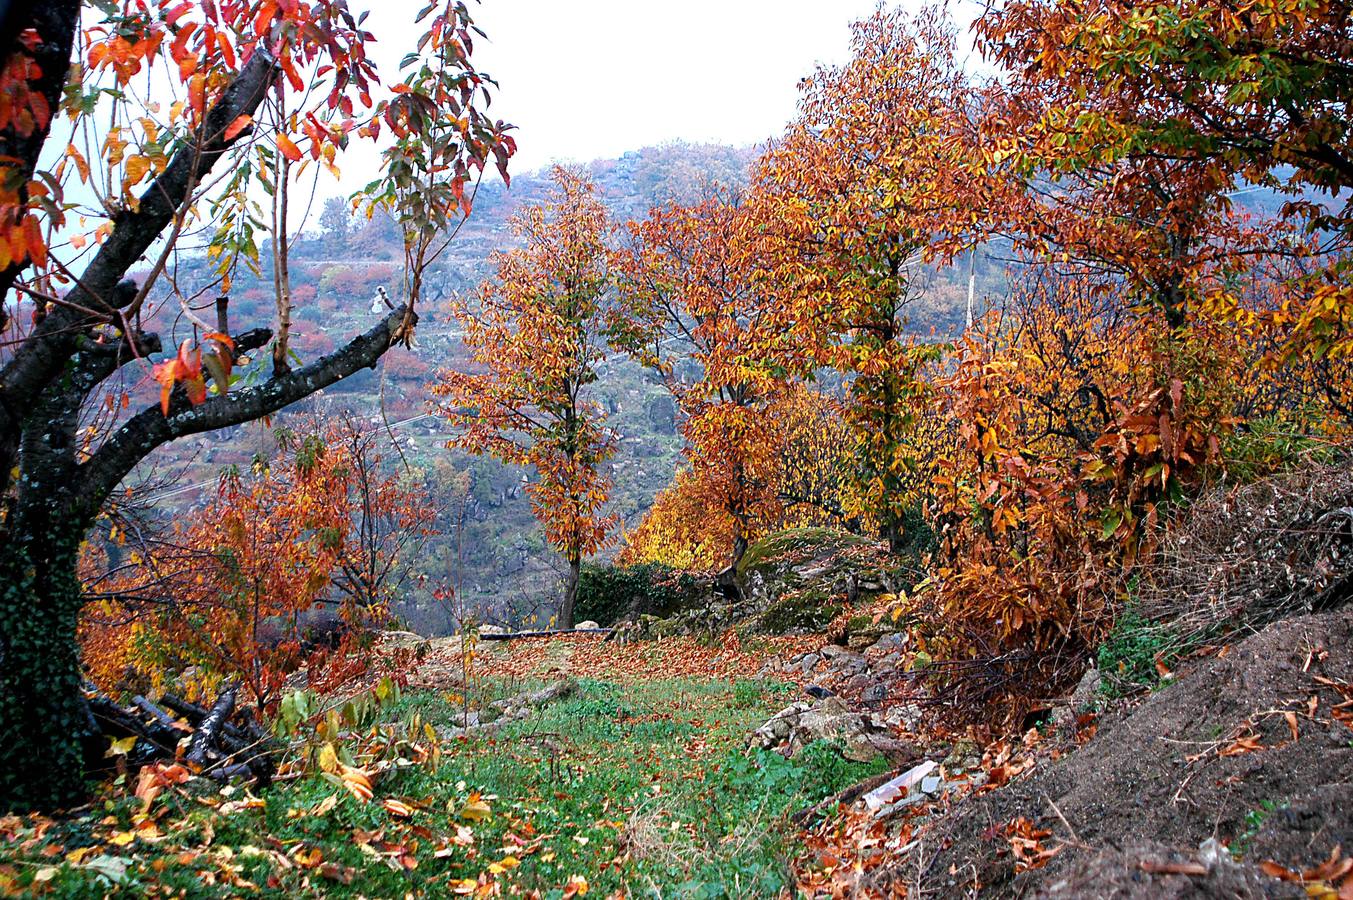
573 562 706 627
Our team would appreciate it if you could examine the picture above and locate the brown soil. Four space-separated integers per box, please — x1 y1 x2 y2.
879 607 1353 897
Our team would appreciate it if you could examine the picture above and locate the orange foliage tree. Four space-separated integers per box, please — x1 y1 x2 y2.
885 0 1353 721
978 0 1353 364
618 384 865 571
754 5 977 551
81 420 436 707
613 189 788 569
432 168 618 629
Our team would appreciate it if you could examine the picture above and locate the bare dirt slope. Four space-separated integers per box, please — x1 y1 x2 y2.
886 606 1353 898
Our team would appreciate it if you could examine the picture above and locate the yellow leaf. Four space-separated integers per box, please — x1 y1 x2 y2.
460 797 491 823
317 742 339 774
124 155 151 188
109 830 136 846
107 735 138 756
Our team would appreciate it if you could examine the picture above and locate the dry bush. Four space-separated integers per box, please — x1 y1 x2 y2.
1140 453 1353 643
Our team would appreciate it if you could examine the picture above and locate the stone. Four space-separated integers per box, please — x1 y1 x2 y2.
1053 664 1102 733
574 620 600 631
883 703 924 733
847 631 880 652
862 683 888 703
919 774 943 795
943 738 982 773
645 394 678 435
751 694 920 765
871 632 908 655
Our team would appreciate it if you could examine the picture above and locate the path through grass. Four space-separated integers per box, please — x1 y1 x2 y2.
3 671 882 898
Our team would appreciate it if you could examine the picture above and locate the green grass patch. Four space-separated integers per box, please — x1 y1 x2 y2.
6 677 883 899
1096 607 1193 699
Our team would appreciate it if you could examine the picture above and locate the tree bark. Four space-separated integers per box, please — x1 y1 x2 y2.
186 682 238 768
0 527 98 809
560 554 581 630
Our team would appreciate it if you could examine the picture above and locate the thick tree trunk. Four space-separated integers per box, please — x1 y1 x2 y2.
884 518 905 555
731 530 749 571
0 529 98 810
560 555 581 631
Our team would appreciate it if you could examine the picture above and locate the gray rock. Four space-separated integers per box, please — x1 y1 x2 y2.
884 703 924 733
844 674 871 693
871 632 908 655
645 395 678 435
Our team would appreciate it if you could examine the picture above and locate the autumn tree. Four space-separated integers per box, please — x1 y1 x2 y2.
613 190 786 569
327 414 438 614
432 167 617 630
0 1 513 809
319 196 351 251
618 386 864 571
886 0 1353 721
978 0 1353 393
754 5 977 551
80 417 436 708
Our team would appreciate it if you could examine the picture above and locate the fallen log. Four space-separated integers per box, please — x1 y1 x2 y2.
487 678 577 712
186 681 238 768
133 695 181 732
88 695 181 753
162 691 277 787
84 682 276 789
478 628 613 641
161 693 252 745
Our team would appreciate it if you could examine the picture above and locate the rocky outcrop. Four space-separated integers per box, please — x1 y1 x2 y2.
758 631 924 716
750 694 920 764
735 528 918 634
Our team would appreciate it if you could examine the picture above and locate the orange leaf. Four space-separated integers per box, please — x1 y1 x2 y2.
276 133 302 162
224 114 253 141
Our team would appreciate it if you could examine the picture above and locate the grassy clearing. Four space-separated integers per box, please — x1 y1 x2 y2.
2 676 883 899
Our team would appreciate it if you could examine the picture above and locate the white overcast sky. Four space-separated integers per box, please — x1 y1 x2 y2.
360 0 976 173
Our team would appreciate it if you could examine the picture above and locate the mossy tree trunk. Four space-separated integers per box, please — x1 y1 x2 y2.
0 521 99 809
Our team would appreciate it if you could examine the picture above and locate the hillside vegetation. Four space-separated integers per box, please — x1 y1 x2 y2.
0 0 1350 897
